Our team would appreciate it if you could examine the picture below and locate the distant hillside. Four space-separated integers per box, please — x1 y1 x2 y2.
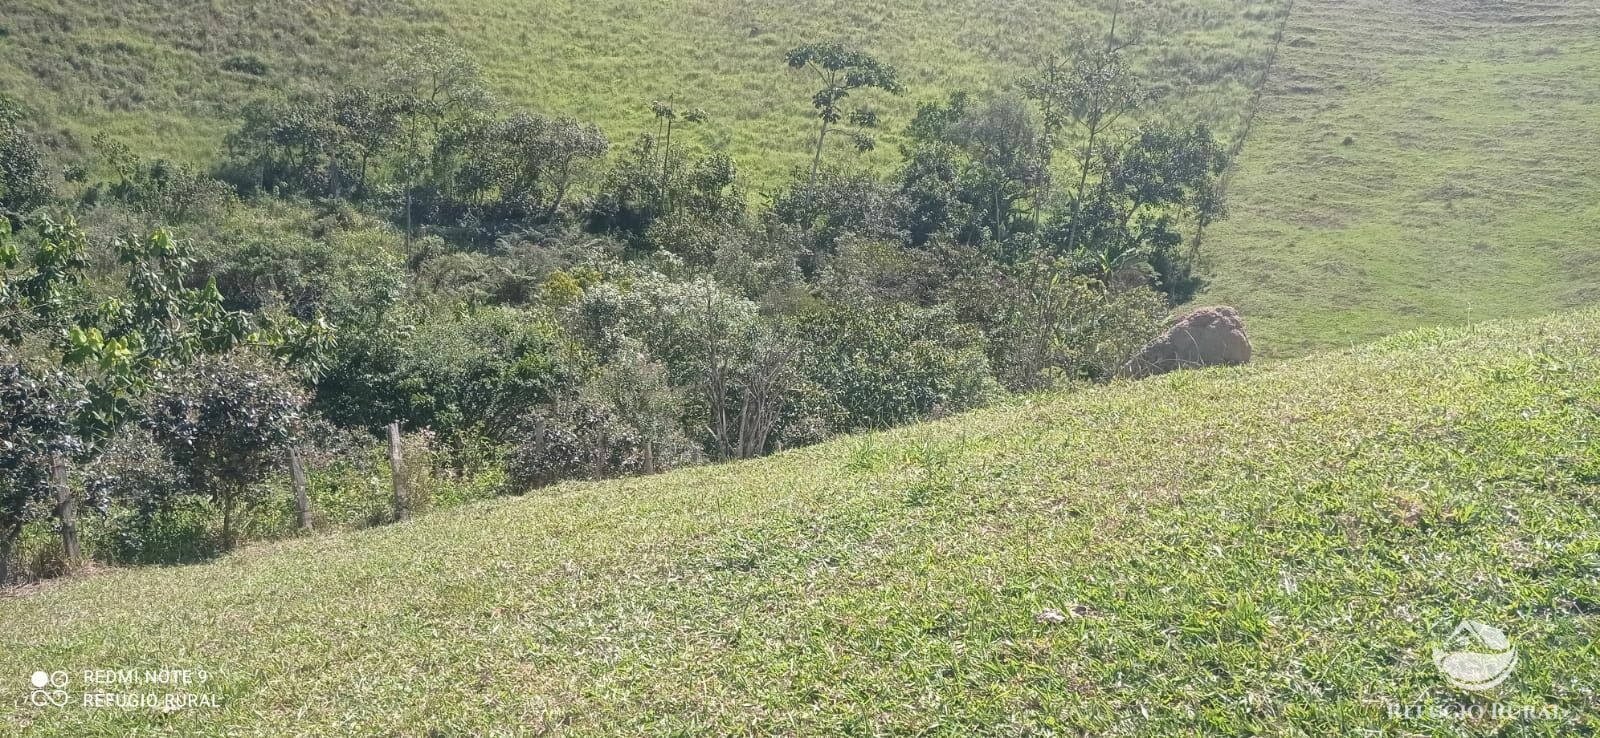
4 307 1597 735
1198 0 1600 356
0 0 1284 185
4 0 1597 356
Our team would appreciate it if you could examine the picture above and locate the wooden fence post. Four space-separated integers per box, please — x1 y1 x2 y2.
289 446 312 532
50 453 80 563
387 422 410 522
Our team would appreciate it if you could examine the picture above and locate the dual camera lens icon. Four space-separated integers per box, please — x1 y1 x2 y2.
29 671 70 707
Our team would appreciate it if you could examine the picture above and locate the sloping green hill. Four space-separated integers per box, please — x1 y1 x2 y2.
7 0 1594 356
4 308 1597 735
1198 0 1600 356
0 0 1284 184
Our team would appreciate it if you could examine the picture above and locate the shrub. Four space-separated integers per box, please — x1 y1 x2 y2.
144 351 306 549
0 350 81 584
506 397 638 492
221 55 270 77
83 430 204 565
0 95 51 218
795 301 997 431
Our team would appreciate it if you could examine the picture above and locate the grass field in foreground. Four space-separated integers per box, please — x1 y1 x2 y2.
3 307 1598 735
1197 0 1600 357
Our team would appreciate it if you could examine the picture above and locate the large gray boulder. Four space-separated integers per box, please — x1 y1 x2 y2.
1125 306 1252 378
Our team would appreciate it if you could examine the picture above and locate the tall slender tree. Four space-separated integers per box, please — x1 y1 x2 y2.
785 43 904 191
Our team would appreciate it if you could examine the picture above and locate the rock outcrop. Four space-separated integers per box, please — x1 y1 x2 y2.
1125 306 1252 378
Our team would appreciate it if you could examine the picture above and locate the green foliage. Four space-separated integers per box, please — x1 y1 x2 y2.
88 134 236 225
1 215 332 575
144 351 306 549
786 42 905 182
315 304 580 449
0 95 51 218
769 169 908 278
795 301 995 431
900 91 1049 245
0 0 1340 588
0 0 1284 190
81 430 200 564
468 111 610 219
196 210 407 325
1056 122 1227 301
0 348 81 583
505 396 637 492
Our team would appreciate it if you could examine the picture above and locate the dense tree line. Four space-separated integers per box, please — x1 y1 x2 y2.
0 33 1228 583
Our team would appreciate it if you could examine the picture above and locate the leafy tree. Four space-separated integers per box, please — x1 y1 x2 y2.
901 92 1048 246
313 305 579 451
1 218 330 568
197 215 406 325
587 338 699 474
91 134 236 225
570 273 798 459
785 43 904 190
475 112 610 219
224 96 338 195
382 39 494 241
649 101 707 197
1023 45 1153 251
0 96 50 220
328 87 408 197
956 257 1167 390
768 169 909 278
82 430 192 564
1056 123 1227 300
506 395 636 491
386 38 493 136
0 350 80 584
593 137 741 245
794 301 994 430
144 351 306 549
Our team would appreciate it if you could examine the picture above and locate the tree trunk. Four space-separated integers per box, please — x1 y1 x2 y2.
0 529 16 587
50 454 80 564
994 189 1007 241
661 118 674 189
289 447 312 532
404 189 414 255
1068 4 1124 253
643 440 656 475
1065 121 1100 254
387 422 410 522
547 178 570 221
220 489 237 551
808 118 830 194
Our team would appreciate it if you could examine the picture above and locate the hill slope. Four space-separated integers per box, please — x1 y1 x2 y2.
9 0 1596 357
0 0 1285 185
1198 0 1600 356
4 308 1598 735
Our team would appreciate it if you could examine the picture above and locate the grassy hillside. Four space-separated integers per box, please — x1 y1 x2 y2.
1198 0 1600 356
0 0 1285 186
8 0 1595 356
3 307 1597 735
